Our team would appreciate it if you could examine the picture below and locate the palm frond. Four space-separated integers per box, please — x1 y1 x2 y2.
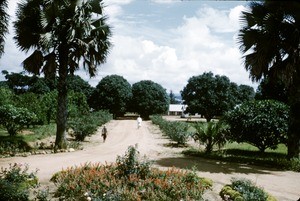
89 0 104 15
0 0 9 57
43 52 57 79
14 0 43 52
22 50 44 75
238 1 300 85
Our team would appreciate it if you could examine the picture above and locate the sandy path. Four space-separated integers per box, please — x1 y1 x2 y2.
0 120 300 201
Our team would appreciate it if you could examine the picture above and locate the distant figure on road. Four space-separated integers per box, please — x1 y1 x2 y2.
102 125 107 142
137 116 142 129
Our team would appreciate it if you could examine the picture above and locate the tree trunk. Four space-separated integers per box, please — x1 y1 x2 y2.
287 81 300 159
55 44 68 149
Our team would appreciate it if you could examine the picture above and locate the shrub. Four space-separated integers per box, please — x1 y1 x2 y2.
68 110 112 141
220 178 277 201
151 115 191 145
224 100 289 152
51 146 212 200
0 163 38 201
115 145 151 179
0 141 30 156
193 121 229 153
0 104 38 136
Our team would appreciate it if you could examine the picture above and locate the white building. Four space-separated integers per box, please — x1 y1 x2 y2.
168 104 187 116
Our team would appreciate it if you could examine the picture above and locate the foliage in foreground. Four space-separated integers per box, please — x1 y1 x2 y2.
220 178 277 201
151 115 191 145
0 163 38 201
51 145 212 200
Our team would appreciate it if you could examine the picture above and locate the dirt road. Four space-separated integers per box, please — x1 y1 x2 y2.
0 120 300 201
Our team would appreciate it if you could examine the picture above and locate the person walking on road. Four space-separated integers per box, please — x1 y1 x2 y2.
137 116 142 129
102 125 107 142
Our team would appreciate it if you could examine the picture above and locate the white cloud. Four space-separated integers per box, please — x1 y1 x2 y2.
1 2 257 94
87 4 257 93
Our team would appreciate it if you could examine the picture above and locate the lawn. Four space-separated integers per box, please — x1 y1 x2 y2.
183 142 300 172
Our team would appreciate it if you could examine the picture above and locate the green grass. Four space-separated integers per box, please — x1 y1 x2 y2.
0 124 56 155
183 142 300 172
224 142 287 155
0 123 56 142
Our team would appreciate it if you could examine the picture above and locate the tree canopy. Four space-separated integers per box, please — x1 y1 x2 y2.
90 75 132 118
131 80 169 119
181 72 243 122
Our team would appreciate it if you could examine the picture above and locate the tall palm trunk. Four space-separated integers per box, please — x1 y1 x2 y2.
287 79 300 159
55 44 68 149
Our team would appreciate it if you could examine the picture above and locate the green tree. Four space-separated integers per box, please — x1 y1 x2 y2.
14 0 112 149
90 75 132 118
40 90 57 124
181 72 238 122
0 86 14 106
237 84 255 104
169 90 180 104
131 80 169 119
3 72 33 94
193 121 228 154
28 77 50 94
68 90 90 118
2 71 51 94
255 77 288 104
238 1 300 158
67 75 94 100
224 100 289 152
0 104 37 135
14 92 44 124
0 0 8 58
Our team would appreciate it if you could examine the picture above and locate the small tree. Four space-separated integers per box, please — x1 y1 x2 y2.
90 75 132 118
169 90 180 104
0 104 37 135
224 100 289 152
0 87 14 106
193 121 228 154
131 80 169 119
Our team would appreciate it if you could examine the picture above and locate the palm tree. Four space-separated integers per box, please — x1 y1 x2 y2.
14 0 112 149
193 121 228 154
238 1 300 158
0 0 9 58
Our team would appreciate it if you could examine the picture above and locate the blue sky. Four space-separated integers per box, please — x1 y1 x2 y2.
0 0 257 94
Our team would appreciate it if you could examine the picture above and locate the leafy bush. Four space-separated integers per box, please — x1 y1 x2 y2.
115 145 151 179
51 146 212 200
151 115 191 145
0 104 38 136
220 178 277 201
193 121 229 153
224 100 289 152
0 163 38 201
68 110 112 141
0 141 30 156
